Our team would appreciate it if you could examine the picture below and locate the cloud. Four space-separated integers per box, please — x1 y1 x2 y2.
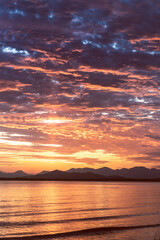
128 150 160 163
0 0 159 170
146 135 160 140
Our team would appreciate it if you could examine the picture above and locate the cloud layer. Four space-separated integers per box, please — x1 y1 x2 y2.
0 0 160 172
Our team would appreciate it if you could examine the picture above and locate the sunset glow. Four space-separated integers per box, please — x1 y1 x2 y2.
0 0 159 173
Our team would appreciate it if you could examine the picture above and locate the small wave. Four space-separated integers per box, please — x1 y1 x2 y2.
0 206 134 217
0 212 160 227
1 224 160 240
1 204 160 219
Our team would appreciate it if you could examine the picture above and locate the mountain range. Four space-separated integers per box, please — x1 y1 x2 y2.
0 170 30 178
67 166 160 179
0 167 160 181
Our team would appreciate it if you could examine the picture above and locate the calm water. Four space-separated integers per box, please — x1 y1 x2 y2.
0 181 160 240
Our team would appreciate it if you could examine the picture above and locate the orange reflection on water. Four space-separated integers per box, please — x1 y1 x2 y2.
1 181 160 238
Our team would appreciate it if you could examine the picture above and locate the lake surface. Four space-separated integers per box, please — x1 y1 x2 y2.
0 181 160 240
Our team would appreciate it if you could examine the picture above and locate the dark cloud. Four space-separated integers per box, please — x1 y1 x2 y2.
145 151 160 158
128 150 160 163
0 0 159 113
128 156 160 163
146 135 160 140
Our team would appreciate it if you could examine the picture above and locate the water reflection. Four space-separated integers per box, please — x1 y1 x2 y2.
0 181 160 239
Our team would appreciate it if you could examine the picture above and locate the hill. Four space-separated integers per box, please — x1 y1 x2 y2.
0 167 160 181
67 166 160 179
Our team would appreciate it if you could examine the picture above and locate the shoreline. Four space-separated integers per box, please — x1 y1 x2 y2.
1 224 160 240
0 178 160 182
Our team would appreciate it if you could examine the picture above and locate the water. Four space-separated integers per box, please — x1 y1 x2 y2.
0 181 160 240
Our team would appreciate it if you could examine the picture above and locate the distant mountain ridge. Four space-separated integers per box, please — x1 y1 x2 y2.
67 166 160 179
0 167 160 180
0 170 29 178
37 170 50 175
29 170 126 181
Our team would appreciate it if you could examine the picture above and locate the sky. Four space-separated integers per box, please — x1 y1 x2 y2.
0 0 160 173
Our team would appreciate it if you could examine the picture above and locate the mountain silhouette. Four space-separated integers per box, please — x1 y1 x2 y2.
0 167 160 181
0 170 29 178
67 166 160 179
37 170 50 175
32 170 125 181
